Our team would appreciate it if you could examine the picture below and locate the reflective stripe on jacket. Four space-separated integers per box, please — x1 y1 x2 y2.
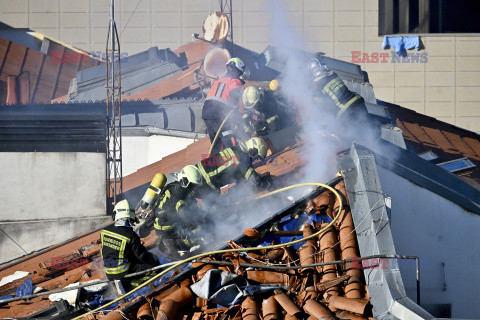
196 147 258 190
100 229 131 274
153 182 189 232
315 72 363 119
205 77 243 106
100 224 159 280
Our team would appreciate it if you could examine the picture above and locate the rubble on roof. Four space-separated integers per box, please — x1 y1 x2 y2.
0 176 371 320
83 180 374 320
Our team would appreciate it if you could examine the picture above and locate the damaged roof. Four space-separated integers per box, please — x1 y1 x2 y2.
0 177 374 320
1 28 480 320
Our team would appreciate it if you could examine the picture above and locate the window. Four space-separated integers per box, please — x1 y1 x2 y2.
379 0 480 35
437 157 476 173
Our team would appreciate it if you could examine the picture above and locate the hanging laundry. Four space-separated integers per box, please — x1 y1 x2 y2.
382 35 420 55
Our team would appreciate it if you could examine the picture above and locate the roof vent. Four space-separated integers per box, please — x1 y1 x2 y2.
437 157 476 173
418 150 440 162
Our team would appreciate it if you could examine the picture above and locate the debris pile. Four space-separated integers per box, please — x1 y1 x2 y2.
85 180 372 320
0 229 160 318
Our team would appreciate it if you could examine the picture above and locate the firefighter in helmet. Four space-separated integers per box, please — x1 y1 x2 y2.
190 137 272 192
307 58 369 123
101 200 160 281
202 57 249 154
152 166 207 257
242 85 294 137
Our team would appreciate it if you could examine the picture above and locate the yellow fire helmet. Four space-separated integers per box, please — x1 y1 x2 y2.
246 137 268 158
242 86 264 109
113 199 136 221
226 57 245 75
269 79 279 91
178 165 203 188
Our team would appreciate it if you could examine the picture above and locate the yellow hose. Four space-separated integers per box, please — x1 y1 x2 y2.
74 182 342 319
208 110 234 156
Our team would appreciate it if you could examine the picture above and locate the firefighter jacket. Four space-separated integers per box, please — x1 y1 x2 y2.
203 76 243 120
195 146 265 190
100 224 159 280
153 181 191 234
313 70 364 119
242 91 294 136
153 181 209 250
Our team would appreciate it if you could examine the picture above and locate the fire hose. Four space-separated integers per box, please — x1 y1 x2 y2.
73 182 343 319
207 109 233 156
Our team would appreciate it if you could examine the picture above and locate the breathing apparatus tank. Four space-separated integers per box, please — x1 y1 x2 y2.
138 173 167 213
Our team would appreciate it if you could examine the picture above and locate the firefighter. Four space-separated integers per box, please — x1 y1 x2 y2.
202 57 248 154
101 200 160 281
242 85 294 136
187 137 272 192
153 165 207 257
307 58 369 123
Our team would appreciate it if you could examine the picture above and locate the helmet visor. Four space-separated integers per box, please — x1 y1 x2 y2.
115 208 135 213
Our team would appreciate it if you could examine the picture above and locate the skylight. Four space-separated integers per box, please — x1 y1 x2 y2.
438 157 476 173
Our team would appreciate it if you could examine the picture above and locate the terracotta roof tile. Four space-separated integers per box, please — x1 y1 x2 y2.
122 137 305 193
0 35 101 105
0 42 27 83
387 103 480 185
86 180 371 320
34 43 63 103
124 40 215 101
54 49 80 99
22 49 45 101
0 37 9 64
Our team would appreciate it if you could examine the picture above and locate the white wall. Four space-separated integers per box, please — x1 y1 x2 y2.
377 167 480 319
122 135 196 176
0 216 111 264
0 152 105 220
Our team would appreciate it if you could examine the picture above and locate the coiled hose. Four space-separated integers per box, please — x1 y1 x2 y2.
74 182 343 319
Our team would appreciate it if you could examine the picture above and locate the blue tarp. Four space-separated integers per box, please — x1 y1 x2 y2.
15 278 35 297
254 214 331 250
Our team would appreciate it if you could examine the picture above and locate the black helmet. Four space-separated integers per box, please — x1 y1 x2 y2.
307 58 330 79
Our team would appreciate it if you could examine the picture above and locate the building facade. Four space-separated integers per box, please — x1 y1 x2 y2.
1 0 479 132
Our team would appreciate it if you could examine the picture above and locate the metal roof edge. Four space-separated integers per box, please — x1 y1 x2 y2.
379 99 480 137
122 126 206 139
338 143 435 320
0 97 202 110
364 141 480 215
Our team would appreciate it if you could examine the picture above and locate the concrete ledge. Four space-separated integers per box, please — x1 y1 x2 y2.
0 215 112 264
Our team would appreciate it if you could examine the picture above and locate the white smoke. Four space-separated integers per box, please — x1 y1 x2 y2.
174 1 390 256
268 0 386 182
268 0 342 182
